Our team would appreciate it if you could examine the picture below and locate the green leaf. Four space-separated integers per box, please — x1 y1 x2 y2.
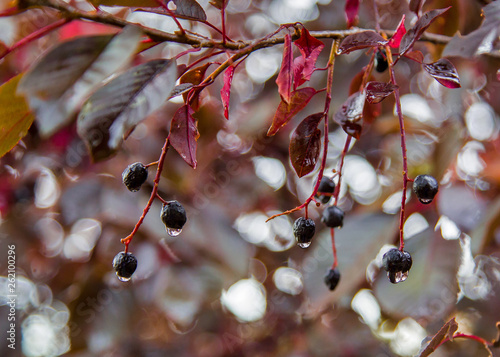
77 59 178 161
0 75 35 158
18 26 142 138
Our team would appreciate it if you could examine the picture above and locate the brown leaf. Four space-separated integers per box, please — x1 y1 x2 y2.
418 318 458 357
334 91 366 139
338 31 388 55
289 113 323 178
267 87 317 136
180 62 212 109
422 58 461 89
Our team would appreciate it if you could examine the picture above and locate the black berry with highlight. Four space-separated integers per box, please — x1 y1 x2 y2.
160 200 187 230
113 251 138 280
122 162 148 192
316 176 336 204
324 268 341 291
293 217 315 248
382 248 412 284
321 206 344 228
413 174 439 204
375 50 388 73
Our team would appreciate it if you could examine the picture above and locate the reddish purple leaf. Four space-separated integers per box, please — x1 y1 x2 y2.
365 81 398 104
289 113 323 178
276 34 294 104
293 27 325 88
209 0 227 10
221 65 235 120
405 50 424 63
170 105 199 168
388 15 406 48
422 58 461 88
338 31 388 55
334 91 366 139
173 0 207 21
267 87 317 136
399 7 451 57
345 0 360 28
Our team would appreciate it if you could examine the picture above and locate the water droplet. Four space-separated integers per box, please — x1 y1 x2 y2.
387 270 409 284
167 228 182 237
116 273 131 282
419 198 433 204
297 241 311 249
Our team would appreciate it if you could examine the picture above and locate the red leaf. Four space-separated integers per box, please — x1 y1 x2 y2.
399 7 451 57
293 27 325 87
267 87 317 136
276 34 294 104
170 105 199 168
345 0 360 28
388 15 406 48
338 31 388 54
422 58 461 88
221 65 235 120
365 81 398 104
334 91 366 139
289 113 323 178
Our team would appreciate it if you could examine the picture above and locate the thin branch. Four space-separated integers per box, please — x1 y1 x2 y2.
23 0 454 52
387 46 408 251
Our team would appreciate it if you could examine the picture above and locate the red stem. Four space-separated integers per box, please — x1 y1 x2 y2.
122 136 170 251
331 228 338 269
388 53 408 251
435 333 492 351
221 6 227 45
0 18 71 62
0 7 19 17
333 136 351 205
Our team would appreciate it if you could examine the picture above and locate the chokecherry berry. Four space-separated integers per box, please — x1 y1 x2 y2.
160 200 187 233
382 248 412 284
113 251 138 281
122 162 148 192
374 50 388 73
324 268 341 291
316 176 336 204
293 217 315 248
413 174 439 204
321 206 344 228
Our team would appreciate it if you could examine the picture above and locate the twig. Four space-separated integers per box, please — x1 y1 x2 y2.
121 136 170 250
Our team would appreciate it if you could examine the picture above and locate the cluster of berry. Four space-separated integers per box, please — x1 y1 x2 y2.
112 163 187 281
292 173 439 291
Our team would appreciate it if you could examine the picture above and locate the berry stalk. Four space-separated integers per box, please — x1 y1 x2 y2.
121 136 171 251
387 47 408 251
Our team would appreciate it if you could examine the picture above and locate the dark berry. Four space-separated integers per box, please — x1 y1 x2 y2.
413 174 439 204
113 251 138 281
122 163 148 192
321 206 344 228
382 248 412 284
374 50 388 73
160 200 187 230
324 268 341 291
316 177 336 204
293 217 315 248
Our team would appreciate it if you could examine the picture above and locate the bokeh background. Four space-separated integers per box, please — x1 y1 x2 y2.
1 0 500 356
